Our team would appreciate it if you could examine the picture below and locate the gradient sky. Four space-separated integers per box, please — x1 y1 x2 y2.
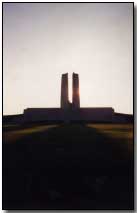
3 3 133 115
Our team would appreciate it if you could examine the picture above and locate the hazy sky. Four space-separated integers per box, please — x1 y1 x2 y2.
3 3 133 115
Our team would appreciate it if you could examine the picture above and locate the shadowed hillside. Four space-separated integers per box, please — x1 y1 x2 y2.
3 123 133 210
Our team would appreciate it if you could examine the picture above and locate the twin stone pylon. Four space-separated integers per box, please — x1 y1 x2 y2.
61 72 80 109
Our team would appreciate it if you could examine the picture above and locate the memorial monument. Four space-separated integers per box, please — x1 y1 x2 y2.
61 73 69 109
23 73 131 123
72 72 80 109
61 72 80 109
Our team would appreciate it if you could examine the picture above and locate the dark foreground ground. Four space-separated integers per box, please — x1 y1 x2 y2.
3 123 134 210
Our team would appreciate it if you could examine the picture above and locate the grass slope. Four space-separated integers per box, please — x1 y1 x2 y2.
3 123 133 210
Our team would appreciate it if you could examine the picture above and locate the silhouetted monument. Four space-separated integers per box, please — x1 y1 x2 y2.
61 72 80 110
72 72 80 108
61 73 69 109
22 73 132 123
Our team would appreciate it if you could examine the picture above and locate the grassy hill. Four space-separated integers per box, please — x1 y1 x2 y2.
3 123 133 210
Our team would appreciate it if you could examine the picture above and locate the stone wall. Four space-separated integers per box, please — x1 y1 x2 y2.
23 107 114 122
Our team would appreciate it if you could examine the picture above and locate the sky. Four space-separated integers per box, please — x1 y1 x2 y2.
3 3 133 115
